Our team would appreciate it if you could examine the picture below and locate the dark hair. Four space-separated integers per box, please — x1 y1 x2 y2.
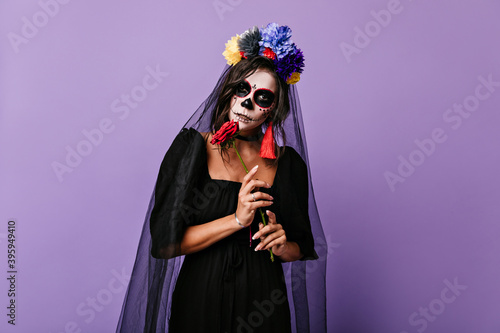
210 56 290 166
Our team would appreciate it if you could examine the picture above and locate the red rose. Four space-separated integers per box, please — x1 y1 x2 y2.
211 120 239 145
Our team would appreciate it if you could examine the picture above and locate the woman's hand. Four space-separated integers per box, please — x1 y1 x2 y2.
236 165 274 227
253 210 288 256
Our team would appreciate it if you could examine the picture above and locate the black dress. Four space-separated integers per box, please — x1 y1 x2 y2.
149 127 317 333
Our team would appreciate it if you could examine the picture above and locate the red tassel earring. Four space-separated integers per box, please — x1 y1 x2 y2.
260 121 276 159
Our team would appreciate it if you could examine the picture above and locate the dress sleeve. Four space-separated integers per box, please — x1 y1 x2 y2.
149 127 206 259
279 147 319 261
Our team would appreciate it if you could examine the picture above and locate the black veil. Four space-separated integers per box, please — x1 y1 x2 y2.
116 65 328 333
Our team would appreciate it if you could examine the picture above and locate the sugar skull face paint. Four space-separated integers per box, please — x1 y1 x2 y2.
235 80 275 109
228 69 277 136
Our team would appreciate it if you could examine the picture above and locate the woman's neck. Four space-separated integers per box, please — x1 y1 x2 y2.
235 131 263 142
237 127 261 137
233 136 262 153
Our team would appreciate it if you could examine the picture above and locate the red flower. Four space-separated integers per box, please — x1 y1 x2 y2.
211 120 239 145
240 51 247 59
262 47 276 60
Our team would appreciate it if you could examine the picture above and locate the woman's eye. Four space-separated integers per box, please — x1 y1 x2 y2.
235 82 251 96
254 90 275 108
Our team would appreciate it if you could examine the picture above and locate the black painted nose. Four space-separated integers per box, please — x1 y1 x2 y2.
241 98 253 109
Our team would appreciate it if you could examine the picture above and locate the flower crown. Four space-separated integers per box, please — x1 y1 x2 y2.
222 23 305 85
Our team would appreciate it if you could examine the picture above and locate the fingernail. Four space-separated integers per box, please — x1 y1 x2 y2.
252 234 258 240
269 196 274 200
253 165 259 170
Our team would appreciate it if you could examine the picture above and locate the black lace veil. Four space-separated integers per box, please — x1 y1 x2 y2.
116 65 328 333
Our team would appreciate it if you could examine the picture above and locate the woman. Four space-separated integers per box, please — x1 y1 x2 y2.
117 23 327 333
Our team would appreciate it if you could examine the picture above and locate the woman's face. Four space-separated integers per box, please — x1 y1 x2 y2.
228 69 277 136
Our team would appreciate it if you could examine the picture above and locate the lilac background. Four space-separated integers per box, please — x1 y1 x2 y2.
1 0 499 332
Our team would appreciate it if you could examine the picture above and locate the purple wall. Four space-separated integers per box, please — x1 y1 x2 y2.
1 1 499 332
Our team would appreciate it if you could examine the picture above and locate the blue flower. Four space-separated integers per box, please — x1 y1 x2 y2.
259 23 294 60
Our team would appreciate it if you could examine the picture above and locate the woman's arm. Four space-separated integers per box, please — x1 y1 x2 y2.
179 214 242 255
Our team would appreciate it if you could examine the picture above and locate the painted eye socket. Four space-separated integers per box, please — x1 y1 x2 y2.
234 80 275 108
254 89 275 108
235 81 251 97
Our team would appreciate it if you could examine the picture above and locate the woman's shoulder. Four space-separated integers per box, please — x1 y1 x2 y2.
160 127 209 167
171 127 211 147
175 127 203 140
275 146 308 183
281 145 306 167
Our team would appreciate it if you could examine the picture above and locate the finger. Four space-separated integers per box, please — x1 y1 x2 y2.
265 237 287 251
241 165 259 188
266 210 276 224
246 200 273 212
256 222 264 241
253 222 264 240
250 192 274 202
264 233 286 251
242 179 271 196
239 179 270 198
247 192 274 204
255 231 286 251
252 223 282 240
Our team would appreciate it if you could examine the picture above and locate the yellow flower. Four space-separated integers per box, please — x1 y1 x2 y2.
222 35 242 65
286 72 301 85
